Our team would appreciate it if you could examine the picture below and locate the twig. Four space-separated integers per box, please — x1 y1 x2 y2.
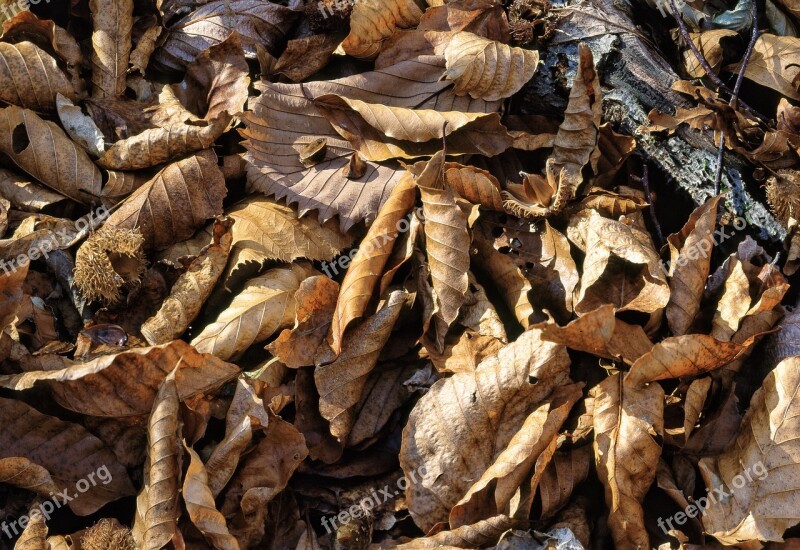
640 162 665 247
713 0 760 195
667 0 767 125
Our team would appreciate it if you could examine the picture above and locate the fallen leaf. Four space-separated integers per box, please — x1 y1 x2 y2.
0 396 136 515
0 41 76 112
0 106 102 203
400 328 571 532
443 32 539 101
101 151 227 251
191 263 315 360
699 357 800 545
342 0 423 60
593 374 663 550
89 0 133 98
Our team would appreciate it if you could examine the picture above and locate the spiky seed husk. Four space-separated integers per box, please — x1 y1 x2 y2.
74 227 146 304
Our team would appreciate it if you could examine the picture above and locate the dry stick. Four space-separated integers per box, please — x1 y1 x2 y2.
667 0 767 125
640 163 665 248
713 0 760 195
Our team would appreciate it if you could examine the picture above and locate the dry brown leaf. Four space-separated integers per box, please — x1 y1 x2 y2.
726 33 800 100
0 396 135 515
135 369 181 550
0 41 76 112
539 445 593 519
699 357 800 545
227 196 353 265
395 516 523 549
329 174 417 355
141 217 233 345
665 195 723 336
536 304 653 365
0 106 102 204
191 263 315 360
183 444 240 550
89 0 133 98
314 289 407 443
625 334 755 387
152 0 300 72
273 34 340 82
0 168 65 212
314 94 513 161
241 56 498 231
0 340 239 417
221 413 308 548
0 257 27 331
443 32 539 101
572 209 670 317
102 151 226 251
444 163 504 211
269 275 339 368
472 236 535 328
449 382 583 527
205 380 270 497
342 0 424 60
14 508 48 550
593 374 663 550
503 45 599 218
413 151 471 327
400 328 571 532
0 458 58 498
684 377 712 441
683 30 738 78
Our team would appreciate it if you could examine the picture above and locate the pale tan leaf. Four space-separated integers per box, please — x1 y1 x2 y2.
726 33 800 100
227 196 353 264
444 163 504 211
472 236 534 328
89 0 133 98
572 209 670 316
0 458 58 497
400 328 571 532
152 0 300 72
342 0 423 60
593 374 663 550
0 340 239 417
190 263 314 360
0 168 66 212
141 217 233 345
315 94 512 161
183 444 240 550
102 151 226 251
414 151 471 326
0 258 27 331
0 41 76 112
0 397 135 515
14 509 47 550
537 304 653 365
138 370 181 550
205 379 270 497
666 195 723 336
315 289 407 443
443 32 539 101
55 93 106 157
97 110 228 171
394 516 523 549
625 334 755 387
329 174 417 355
241 56 498 231
449 382 583 528
683 30 738 78
502 45 599 218
684 377 712 441
0 106 102 203
699 357 800 545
